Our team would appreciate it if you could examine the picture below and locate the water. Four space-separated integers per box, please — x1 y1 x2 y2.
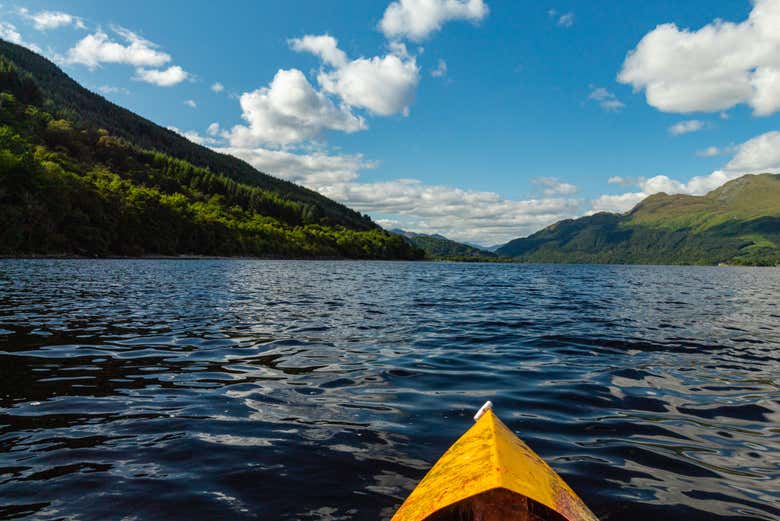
0 260 778 520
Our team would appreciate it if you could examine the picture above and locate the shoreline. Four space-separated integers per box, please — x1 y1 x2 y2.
0 254 776 267
0 254 426 261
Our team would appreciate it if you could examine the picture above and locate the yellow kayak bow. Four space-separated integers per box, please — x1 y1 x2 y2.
392 402 599 521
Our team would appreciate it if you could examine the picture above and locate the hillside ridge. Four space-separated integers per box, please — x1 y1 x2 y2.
497 174 780 266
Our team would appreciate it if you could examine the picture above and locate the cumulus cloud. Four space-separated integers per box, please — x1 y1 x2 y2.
184 99 197 108
211 82 224 93
225 68 366 147
19 8 85 30
533 177 577 196
66 27 170 68
317 48 419 116
289 35 420 117
219 146 375 187
619 0 780 116
379 0 489 41
590 131 780 213
320 179 581 243
590 192 646 214
169 126 581 243
431 58 447 77
65 26 188 86
134 65 188 86
0 22 24 45
0 21 41 52
723 131 780 173
289 34 347 67
668 119 704 136
588 86 624 111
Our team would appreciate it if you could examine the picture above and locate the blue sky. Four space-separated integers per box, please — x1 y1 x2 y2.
2 0 779 244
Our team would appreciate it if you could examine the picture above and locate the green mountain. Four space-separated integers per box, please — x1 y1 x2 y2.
0 40 419 259
390 229 496 259
497 174 780 266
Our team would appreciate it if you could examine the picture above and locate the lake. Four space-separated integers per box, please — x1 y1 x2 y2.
0 260 778 520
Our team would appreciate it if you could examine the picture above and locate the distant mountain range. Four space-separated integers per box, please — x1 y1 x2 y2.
390 230 496 259
497 174 780 266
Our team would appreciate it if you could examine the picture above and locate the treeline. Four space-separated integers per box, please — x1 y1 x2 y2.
0 59 420 259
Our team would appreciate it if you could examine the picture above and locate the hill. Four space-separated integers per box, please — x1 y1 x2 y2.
390 229 496 259
0 40 419 259
497 174 780 266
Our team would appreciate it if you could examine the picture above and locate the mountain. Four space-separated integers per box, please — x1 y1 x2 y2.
390 229 496 259
0 40 419 259
497 174 780 266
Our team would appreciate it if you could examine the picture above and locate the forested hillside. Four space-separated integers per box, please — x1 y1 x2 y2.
497 174 780 266
0 40 420 259
390 229 496 259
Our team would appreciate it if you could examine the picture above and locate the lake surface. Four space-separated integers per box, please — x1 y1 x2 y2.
0 260 778 520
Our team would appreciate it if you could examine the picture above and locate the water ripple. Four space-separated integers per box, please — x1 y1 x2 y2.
0 260 778 520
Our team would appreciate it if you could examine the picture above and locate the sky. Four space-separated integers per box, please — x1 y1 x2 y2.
1 0 780 245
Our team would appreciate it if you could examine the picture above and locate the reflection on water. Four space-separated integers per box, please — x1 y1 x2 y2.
0 260 778 520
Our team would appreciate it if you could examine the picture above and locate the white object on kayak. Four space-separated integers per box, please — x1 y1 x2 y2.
473 400 493 422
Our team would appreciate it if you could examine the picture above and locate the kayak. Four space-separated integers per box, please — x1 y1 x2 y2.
391 402 599 521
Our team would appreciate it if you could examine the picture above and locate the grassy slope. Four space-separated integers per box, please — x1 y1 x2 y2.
497 174 780 266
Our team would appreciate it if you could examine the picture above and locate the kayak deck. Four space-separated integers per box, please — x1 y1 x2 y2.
392 406 598 521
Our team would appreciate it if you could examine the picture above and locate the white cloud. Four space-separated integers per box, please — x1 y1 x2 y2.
290 35 420 116
211 82 224 93
533 177 577 196
134 65 188 86
549 10 575 28
0 21 41 52
319 179 580 243
317 49 419 116
184 99 197 108
588 86 624 111
431 58 447 77
724 131 780 173
66 27 170 68
379 0 489 41
590 130 780 214
167 126 217 146
289 34 347 67
219 146 374 187
668 119 704 136
590 192 646 213
0 22 23 44
226 68 366 147
19 8 85 30
207 122 221 136
619 0 780 116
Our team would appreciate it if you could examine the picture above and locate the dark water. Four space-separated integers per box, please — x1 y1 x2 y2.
0 260 778 520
